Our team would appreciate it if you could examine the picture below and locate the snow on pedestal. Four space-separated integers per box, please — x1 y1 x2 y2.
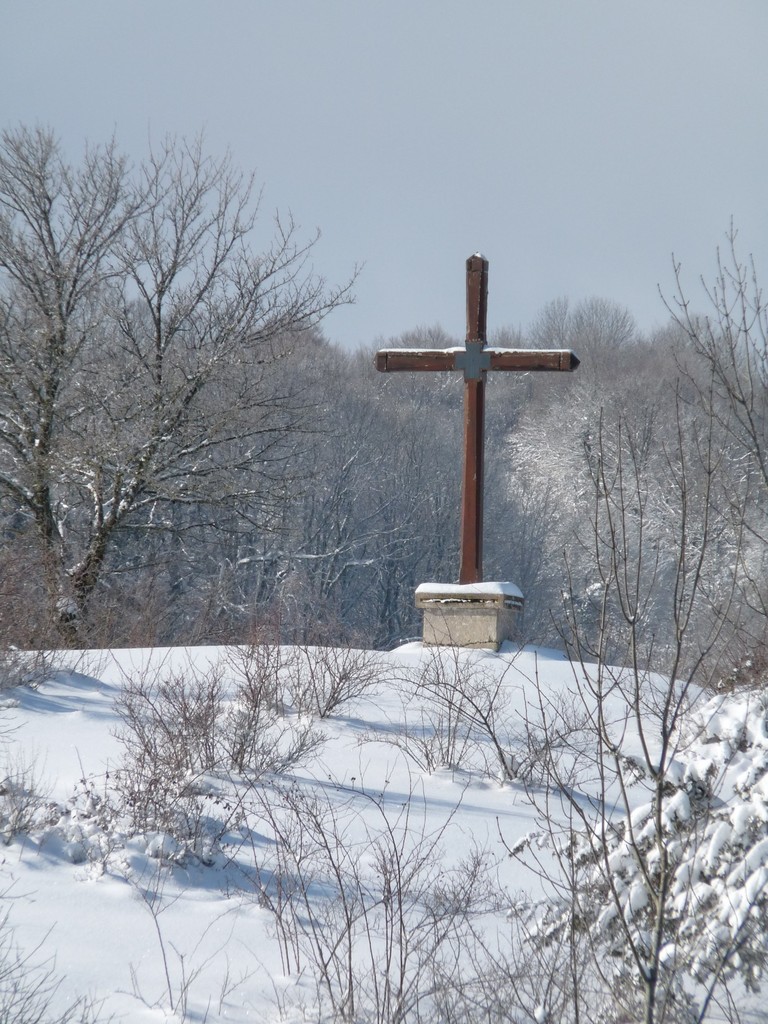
415 581 524 650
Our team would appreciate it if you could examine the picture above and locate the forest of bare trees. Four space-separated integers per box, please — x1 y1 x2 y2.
0 128 765 679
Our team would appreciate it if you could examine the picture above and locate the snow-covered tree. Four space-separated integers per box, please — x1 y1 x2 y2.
0 126 352 641
501 387 752 1024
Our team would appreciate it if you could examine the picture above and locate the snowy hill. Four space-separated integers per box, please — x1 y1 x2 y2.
0 642 766 1023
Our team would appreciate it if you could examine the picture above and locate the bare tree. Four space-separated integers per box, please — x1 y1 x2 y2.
500 390 752 1024
667 229 768 659
0 126 353 641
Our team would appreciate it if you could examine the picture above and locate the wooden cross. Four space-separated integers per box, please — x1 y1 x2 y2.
375 253 579 585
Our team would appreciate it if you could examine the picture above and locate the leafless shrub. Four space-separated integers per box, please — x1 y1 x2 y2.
372 652 476 774
469 893 616 1024
714 643 768 693
383 650 526 782
223 643 291 717
0 904 104 1022
63 771 123 874
381 700 476 775
0 649 55 692
116 665 224 778
0 752 49 844
378 649 594 790
285 644 383 718
256 782 497 1023
512 683 597 789
221 644 323 774
113 663 241 857
112 655 324 856
222 697 324 777
113 745 239 863
125 860 254 1021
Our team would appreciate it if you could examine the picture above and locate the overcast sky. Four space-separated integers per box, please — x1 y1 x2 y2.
2 1 767 348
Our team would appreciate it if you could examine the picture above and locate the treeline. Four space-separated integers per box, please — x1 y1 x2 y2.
0 127 765 674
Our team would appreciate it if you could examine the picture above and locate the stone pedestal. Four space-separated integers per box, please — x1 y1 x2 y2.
415 582 524 651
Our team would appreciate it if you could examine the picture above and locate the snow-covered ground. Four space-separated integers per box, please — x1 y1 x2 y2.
0 641 765 1022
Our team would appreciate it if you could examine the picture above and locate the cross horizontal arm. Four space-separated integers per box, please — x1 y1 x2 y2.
374 347 580 374
488 349 580 372
375 350 458 373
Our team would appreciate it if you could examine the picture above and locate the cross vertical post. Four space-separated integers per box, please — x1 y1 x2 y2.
461 254 489 584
